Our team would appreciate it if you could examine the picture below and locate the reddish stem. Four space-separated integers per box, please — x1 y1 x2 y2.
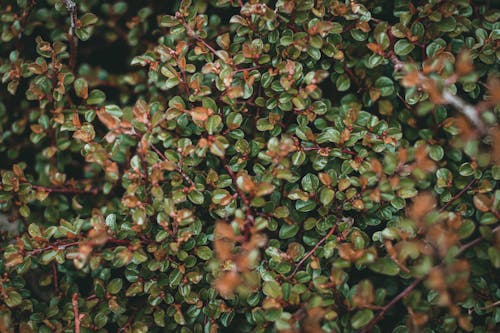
52 262 59 294
224 164 254 230
289 224 337 278
72 293 81 333
31 184 98 195
361 278 423 333
439 178 476 212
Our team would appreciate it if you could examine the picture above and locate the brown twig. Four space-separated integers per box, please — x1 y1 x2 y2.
289 224 337 278
439 178 477 212
361 278 423 333
479 300 500 311
63 0 78 71
138 140 150 204
13 0 37 41
72 293 82 333
26 241 80 256
25 237 133 256
223 164 254 229
456 224 500 256
441 91 486 134
387 54 486 133
31 184 98 195
150 144 195 188
363 223 499 331
52 262 59 294
179 14 227 62
118 311 136 332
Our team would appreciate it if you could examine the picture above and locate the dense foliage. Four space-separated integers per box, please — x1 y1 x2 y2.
0 0 499 332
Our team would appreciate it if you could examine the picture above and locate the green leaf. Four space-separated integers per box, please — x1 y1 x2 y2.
394 39 415 56
369 257 400 276
375 76 395 97
154 309 166 327
87 89 106 105
351 309 374 329
73 78 88 99
188 190 205 205
336 74 351 92
107 278 123 294
279 223 299 239
429 145 444 161
80 13 98 27
5 290 22 307
295 200 317 212
196 246 213 260
263 280 282 298
320 188 335 206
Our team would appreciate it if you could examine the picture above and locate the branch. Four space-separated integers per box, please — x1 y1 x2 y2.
138 139 150 204
52 262 59 294
441 90 486 134
31 184 98 195
224 164 254 229
456 224 500 257
289 224 337 278
388 54 487 133
479 300 500 311
150 144 196 188
178 14 225 62
15 0 37 40
63 0 78 71
72 293 82 333
360 278 423 333
362 223 499 331
25 237 133 256
439 178 477 212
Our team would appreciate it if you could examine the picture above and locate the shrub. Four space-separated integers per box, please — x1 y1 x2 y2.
0 0 499 332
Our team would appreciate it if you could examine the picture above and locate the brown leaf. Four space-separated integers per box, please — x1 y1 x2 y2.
97 110 119 130
473 194 491 212
214 271 241 297
190 107 213 122
133 99 150 124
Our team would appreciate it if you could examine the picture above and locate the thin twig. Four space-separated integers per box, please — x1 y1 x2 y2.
72 293 82 333
26 241 80 256
63 0 78 71
31 184 98 195
178 14 227 62
224 164 254 229
289 224 337 278
139 140 150 204
388 55 486 133
363 223 499 331
14 0 37 40
456 225 500 257
150 144 196 188
441 91 486 134
439 178 476 212
52 262 59 294
361 278 423 333
479 300 500 311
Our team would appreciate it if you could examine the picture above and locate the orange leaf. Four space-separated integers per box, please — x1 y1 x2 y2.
190 107 213 122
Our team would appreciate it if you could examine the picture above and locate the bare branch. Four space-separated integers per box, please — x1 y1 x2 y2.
62 0 78 71
72 293 82 333
289 224 337 279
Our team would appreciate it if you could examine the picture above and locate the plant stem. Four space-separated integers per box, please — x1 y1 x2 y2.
63 0 78 71
31 184 98 195
361 278 423 333
289 224 337 278
439 178 476 212
224 164 254 230
72 293 81 333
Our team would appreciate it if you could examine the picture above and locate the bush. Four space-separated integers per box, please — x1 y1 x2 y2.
0 0 499 332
